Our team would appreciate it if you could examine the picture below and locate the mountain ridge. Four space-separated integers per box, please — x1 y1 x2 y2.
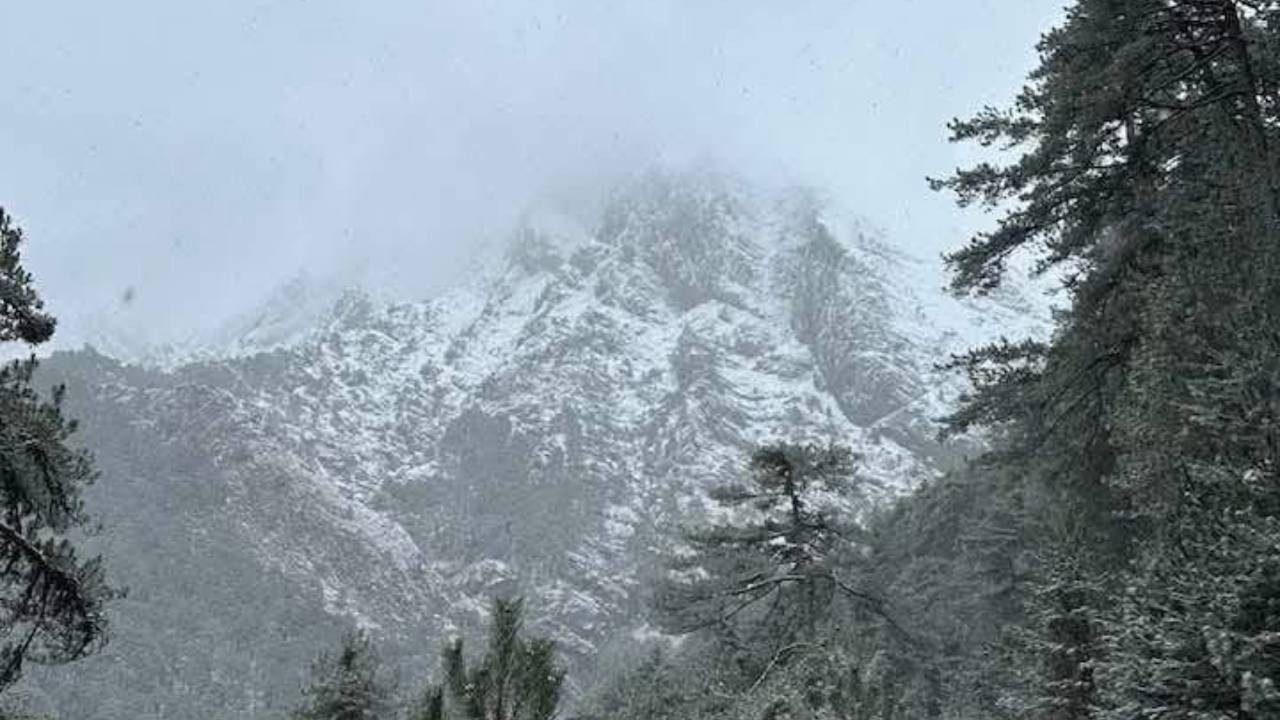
21 172 1051 719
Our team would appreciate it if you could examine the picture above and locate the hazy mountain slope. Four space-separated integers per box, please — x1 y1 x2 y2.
21 173 1048 719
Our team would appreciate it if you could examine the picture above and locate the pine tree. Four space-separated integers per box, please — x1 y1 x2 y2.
0 208 112 689
1097 331 1280 719
931 2 1280 717
1098 499 1280 719
289 630 392 720
440 597 563 720
654 443 898 677
994 544 1107 720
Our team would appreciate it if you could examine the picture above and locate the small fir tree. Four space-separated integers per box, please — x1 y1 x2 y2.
289 630 392 720
441 597 564 720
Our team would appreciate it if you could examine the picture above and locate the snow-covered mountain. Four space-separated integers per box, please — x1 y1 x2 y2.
22 171 1049 719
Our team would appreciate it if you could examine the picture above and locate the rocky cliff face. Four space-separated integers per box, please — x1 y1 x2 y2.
19 172 1047 719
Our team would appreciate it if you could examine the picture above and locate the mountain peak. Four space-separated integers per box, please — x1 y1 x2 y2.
31 174 1054 717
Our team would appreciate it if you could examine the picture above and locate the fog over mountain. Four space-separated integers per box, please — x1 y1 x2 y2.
1 1 1061 352
14 172 1050 718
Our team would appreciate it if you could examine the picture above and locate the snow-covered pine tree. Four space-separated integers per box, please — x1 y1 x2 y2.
993 543 1107 720
288 630 392 720
1098 481 1280 719
653 443 892 677
932 1 1280 716
440 597 564 720
0 208 113 689
1097 321 1280 719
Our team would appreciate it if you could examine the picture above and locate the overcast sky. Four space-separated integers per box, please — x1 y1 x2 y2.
1 1 1063 351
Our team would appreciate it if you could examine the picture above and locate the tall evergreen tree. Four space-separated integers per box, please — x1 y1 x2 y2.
1097 323 1280 718
932 1 1280 717
0 208 112 689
